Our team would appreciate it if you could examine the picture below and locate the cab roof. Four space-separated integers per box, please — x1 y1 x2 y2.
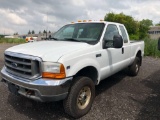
70 20 124 26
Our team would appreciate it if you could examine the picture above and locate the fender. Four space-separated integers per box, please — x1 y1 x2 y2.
134 46 142 57
66 58 101 82
130 45 142 65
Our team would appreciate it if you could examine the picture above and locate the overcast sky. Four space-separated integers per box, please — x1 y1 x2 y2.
0 0 160 35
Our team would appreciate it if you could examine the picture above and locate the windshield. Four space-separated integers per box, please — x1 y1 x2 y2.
51 23 105 44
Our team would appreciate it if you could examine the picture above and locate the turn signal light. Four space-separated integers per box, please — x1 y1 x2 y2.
42 72 66 79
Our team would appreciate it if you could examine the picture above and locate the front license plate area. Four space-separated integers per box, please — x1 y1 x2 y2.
8 83 19 95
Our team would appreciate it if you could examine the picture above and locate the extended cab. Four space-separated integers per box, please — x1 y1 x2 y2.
1 21 144 118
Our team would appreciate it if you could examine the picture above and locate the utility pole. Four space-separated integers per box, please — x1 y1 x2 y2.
46 12 48 39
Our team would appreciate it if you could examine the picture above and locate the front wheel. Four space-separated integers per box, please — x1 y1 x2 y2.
128 57 141 76
63 77 95 118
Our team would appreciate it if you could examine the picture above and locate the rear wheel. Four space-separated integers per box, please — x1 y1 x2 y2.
63 77 95 118
128 57 140 76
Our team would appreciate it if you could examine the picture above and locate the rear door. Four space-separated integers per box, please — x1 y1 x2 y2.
119 25 131 66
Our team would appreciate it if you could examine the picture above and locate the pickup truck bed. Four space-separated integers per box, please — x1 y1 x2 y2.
130 40 143 43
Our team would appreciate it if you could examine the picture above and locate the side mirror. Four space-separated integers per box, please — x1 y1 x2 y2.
158 38 160 50
113 35 123 48
103 35 123 49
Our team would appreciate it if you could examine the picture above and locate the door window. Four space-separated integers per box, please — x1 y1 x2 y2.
103 24 119 47
119 26 128 43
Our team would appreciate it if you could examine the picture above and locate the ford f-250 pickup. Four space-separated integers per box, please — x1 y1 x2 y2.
1 21 144 118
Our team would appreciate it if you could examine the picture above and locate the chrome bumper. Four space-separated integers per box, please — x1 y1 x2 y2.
1 67 72 102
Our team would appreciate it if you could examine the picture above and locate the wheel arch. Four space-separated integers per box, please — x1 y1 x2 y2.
66 58 100 85
136 50 142 66
73 66 99 85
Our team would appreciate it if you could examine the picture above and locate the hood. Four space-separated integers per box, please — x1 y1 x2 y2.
6 41 90 62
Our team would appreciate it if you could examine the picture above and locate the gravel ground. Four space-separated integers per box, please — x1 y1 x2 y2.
0 44 160 120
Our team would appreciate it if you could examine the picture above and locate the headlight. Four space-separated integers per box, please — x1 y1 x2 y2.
42 62 66 79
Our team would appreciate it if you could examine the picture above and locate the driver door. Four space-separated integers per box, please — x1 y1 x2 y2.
100 24 125 80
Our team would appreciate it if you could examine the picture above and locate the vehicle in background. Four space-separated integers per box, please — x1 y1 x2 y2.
26 37 37 42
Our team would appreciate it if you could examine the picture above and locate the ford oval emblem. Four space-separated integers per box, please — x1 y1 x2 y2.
11 63 18 68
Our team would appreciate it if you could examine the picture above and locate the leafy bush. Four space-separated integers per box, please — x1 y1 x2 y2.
130 34 139 40
0 38 25 43
144 38 160 57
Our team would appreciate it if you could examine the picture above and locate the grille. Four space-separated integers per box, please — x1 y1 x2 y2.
4 53 41 79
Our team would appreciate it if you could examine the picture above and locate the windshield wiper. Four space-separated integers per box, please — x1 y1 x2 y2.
64 38 82 42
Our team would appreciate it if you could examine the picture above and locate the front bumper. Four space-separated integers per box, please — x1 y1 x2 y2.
1 66 72 102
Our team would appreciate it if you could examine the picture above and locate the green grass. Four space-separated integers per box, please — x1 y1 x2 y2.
0 38 25 43
144 38 160 57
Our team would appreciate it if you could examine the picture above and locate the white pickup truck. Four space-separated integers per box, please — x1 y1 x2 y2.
1 21 144 118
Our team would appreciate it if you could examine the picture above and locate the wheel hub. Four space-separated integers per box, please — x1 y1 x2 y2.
136 64 139 73
77 86 91 110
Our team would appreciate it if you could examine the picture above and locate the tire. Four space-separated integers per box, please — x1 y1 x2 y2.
128 57 140 76
63 76 95 118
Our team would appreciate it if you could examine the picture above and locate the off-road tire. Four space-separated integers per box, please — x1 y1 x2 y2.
63 76 95 118
128 57 140 76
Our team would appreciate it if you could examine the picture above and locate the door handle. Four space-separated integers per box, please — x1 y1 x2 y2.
122 47 124 54
96 54 101 58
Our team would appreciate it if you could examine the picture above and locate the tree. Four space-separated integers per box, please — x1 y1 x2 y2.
155 22 160 26
104 12 153 40
139 19 153 39
0 35 4 38
28 30 31 34
104 12 139 39
140 19 153 27
32 30 35 34
43 30 46 33
13 32 19 35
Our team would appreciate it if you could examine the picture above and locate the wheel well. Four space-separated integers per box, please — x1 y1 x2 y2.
136 50 142 65
74 66 98 84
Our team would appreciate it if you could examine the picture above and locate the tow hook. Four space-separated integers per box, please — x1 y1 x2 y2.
26 90 35 96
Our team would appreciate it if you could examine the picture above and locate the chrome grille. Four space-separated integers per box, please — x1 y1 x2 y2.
4 52 41 79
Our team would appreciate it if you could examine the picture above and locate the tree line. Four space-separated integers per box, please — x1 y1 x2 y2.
28 30 51 35
13 30 52 35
